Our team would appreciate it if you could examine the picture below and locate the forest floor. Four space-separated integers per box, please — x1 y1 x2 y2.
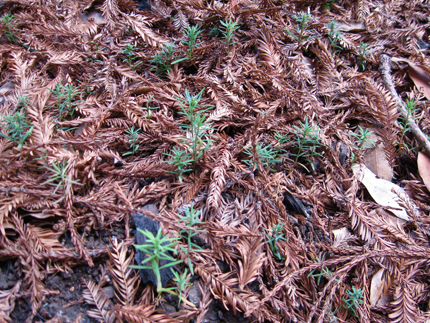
1 0 430 322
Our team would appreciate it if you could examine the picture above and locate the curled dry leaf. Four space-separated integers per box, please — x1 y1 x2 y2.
362 129 393 181
407 63 430 100
352 164 415 221
417 152 430 193
370 268 385 306
393 58 430 100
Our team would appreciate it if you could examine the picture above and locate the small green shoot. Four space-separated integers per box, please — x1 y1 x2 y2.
150 42 177 76
177 89 214 171
291 117 323 172
357 42 369 71
42 160 82 194
327 21 343 54
264 222 287 260
220 18 240 52
164 147 193 182
173 25 203 65
0 96 33 148
123 126 140 156
131 228 195 307
177 206 204 274
308 255 337 285
50 82 81 121
2 13 18 44
132 228 182 294
141 95 159 119
209 26 220 37
286 11 315 45
122 44 143 70
172 268 192 305
342 286 364 317
243 143 280 171
351 126 375 151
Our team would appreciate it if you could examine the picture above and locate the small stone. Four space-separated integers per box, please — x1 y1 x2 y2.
103 286 115 299
188 282 202 306
156 303 176 315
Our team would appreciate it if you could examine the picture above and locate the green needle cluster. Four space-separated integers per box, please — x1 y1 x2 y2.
173 25 204 65
264 222 287 260
150 42 177 76
0 96 33 148
123 126 140 156
220 18 240 51
50 82 81 121
164 89 214 182
122 44 143 70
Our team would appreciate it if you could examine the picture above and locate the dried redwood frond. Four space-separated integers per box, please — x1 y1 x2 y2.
82 278 115 323
107 238 140 306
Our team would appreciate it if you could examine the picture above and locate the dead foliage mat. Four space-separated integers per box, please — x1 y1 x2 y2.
1 0 430 322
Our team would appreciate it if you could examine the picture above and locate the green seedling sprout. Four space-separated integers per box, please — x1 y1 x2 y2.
177 89 214 171
131 228 195 307
264 222 287 260
2 13 18 44
141 95 159 119
150 42 177 76
220 18 240 52
286 11 315 44
50 82 81 121
243 143 280 171
122 44 143 70
342 286 364 317
123 126 140 156
42 160 82 194
173 25 204 65
327 21 343 54
357 42 369 71
164 147 193 183
177 206 204 274
350 126 376 164
0 96 33 148
397 98 420 154
291 117 323 172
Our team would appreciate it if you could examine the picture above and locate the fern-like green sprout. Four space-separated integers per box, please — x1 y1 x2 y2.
164 147 193 183
350 125 376 164
42 160 82 194
357 42 369 71
173 25 203 65
243 143 280 171
122 44 143 70
264 222 287 260
177 89 214 171
286 11 315 44
131 228 195 307
50 82 81 121
2 13 18 44
123 126 140 156
132 228 182 294
397 99 420 153
177 206 204 274
220 18 240 51
342 286 364 317
150 42 177 76
0 96 33 148
291 117 323 172
327 21 343 54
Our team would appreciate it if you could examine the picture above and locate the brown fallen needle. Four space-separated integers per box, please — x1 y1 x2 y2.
379 53 430 158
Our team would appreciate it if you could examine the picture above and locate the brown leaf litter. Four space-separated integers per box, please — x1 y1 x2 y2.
1 0 430 322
